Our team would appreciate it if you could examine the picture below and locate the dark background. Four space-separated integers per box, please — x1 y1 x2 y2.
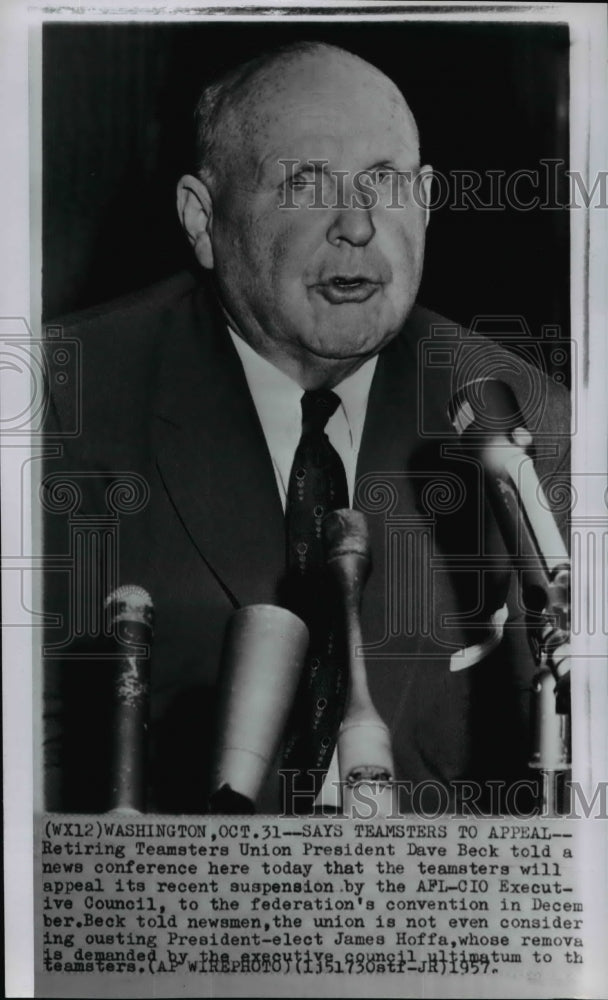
42 20 571 378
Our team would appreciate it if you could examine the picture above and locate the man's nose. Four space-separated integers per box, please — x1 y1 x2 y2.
326 204 375 247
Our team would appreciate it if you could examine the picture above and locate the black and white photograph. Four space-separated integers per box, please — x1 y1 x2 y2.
1 1 607 997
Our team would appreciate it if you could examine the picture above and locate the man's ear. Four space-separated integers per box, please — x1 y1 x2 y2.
418 165 434 229
176 174 214 270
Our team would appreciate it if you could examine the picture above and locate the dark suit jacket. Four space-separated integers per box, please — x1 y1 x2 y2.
43 271 570 813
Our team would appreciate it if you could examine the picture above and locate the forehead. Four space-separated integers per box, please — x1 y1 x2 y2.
224 52 418 170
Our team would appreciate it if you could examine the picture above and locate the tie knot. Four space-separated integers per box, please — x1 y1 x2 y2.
301 389 341 434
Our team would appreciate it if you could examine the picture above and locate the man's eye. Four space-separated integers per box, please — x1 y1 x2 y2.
287 170 316 189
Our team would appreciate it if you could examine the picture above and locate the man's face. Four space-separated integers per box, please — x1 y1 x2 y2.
199 53 431 378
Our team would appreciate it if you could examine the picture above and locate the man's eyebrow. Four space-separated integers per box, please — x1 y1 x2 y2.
363 160 419 174
364 161 399 173
286 160 333 178
257 154 331 187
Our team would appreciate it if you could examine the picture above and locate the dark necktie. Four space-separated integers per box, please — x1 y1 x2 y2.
282 389 349 806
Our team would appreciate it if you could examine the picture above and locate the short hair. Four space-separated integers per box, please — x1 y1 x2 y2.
193 41 386 180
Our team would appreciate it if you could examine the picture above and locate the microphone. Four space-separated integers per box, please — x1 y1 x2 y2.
104 584 154 813
448 379 570 629
209 604 309 813
448 379 570 808
323 509 395 815
448 379 569 582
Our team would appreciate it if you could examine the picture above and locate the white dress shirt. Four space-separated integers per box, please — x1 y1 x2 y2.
228 328 378 807
228 329 378 510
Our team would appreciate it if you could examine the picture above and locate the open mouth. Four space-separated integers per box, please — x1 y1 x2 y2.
317 276 380 304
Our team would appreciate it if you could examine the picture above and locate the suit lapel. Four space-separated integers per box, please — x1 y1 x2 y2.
357 314 423 483
356 312 419 641
354 308 463 728
153 285 286 608
355 306 441 638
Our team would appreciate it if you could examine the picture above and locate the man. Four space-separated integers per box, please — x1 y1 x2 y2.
43 41 569 814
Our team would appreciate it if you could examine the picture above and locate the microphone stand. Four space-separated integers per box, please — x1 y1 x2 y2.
525 556 571 816
449 381 571 815
104 585 154 814
323 510 396 818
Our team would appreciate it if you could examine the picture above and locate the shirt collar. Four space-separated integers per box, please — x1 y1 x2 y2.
333 351 378 449
228 326 378 448
229 327 301 413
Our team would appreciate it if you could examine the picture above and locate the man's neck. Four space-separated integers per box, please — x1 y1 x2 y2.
277 352 374 390
225 321 377 389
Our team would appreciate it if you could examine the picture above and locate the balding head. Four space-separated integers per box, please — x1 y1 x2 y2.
194 42 420 185
178 41 432 388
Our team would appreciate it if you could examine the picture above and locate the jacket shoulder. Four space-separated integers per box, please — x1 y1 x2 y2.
43 271 204 439
45 270 200 341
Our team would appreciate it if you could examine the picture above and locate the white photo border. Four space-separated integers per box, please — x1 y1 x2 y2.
2 2 607 997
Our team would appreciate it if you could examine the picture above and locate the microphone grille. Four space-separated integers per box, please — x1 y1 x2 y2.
105 585 154 628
